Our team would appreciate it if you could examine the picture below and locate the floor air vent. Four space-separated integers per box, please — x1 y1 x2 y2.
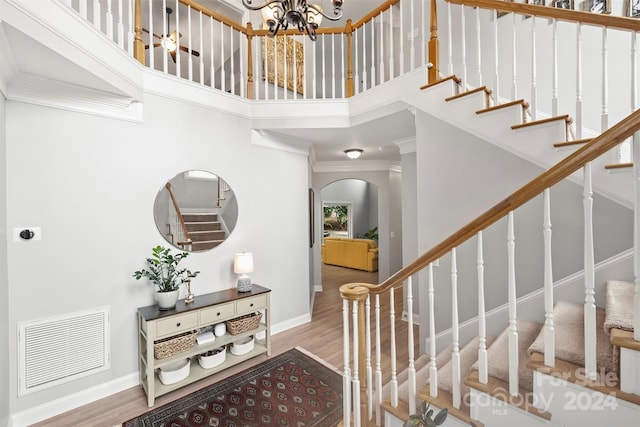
18 307 110 396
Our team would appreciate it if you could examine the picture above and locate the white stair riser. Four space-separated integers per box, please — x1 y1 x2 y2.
620 347 640 395
467 388 549 427
532 371 640 426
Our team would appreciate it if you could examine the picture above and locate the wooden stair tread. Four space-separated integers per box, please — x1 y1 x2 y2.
418 388 484 427
420 75 462 90
610 328 640 352
554 138 593 148
476 99 529 115
464 370 552 421
604 162 633 170
511 114 571 130
527 352 640 406
445 86 492 102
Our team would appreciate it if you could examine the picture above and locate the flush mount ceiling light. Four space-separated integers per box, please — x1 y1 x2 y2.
345 149 363 159
242 0 345 41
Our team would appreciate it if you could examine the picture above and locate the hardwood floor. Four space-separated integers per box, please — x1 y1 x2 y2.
32 264 417 426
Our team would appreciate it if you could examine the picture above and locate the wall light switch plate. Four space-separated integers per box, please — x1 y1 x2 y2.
13 227 42 242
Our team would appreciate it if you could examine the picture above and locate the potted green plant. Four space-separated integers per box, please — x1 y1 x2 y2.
363 226 378 241
133 245 200 310
404 401 448 427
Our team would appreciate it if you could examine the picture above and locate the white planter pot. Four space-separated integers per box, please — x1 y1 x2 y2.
156 290 179 310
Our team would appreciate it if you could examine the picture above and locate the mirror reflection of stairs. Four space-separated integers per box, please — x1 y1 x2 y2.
182 213 226 251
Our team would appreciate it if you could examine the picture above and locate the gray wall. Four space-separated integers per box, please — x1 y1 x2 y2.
388 169 403 275
400 150 419 315
415 111 633 352
5 93 310 415
0 91 9 427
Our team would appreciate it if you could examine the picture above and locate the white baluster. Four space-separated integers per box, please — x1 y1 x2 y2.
220 22 225 93
477 232 488 384
451 248 461 409
576 23 583 139
92 0 101 31
365 295 372 421
530 16 537 121
476 6 482 87
390 6 395 79
342 299 351 427
460 5 466 90
601 28 609 133
148 0 154 69
634 129 640 341
162 0 168 73
312 38 317 99
362 26 368 91
321 35 326 98
543 188 555 367
379 13 384 84
117 0 124 49
341 33 345 98
127 0 134 55
428 263 438 397
199 12 204 85
283 35 288 100
447 2 453 75
79 0 87 19
303 36 307 99
294 36 298 100
552 19 558 116
355 27 360 94
511 12 517 100
390 288 398 407
209 17 215 89
375 294 382 426
371 21 375 87
421 0 426 66
239 29 244 98
584 162 597 380
187 6 193 81
493 8 499 101
410 0 415 71
407 277 416 415
175 0 181 78
352 300 361 427
230 26 235 95
399 0 405 75
106 0 114 42
508 211 519 396
332 33 336 99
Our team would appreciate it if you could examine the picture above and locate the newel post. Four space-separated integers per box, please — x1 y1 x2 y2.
133 0 145 65
340 283 371 426
346 19 355 98
428 0 439 83
246 22 255 100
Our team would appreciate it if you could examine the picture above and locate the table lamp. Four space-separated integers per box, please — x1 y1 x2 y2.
234 252 254 292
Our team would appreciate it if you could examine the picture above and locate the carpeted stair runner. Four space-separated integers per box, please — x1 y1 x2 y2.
604 280 635 334
472 319 542 392
528 301 616 374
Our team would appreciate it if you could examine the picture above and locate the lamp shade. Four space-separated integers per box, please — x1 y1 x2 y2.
234 252 254 274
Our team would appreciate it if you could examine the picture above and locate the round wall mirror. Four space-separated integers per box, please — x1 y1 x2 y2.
153 170 238 252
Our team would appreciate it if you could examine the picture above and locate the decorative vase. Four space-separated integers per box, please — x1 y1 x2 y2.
156 289 179 310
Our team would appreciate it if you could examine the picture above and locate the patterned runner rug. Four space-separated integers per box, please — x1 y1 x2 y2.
123 347 343 427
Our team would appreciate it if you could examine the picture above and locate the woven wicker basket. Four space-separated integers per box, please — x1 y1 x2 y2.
154 330 197 359
225 312 262 335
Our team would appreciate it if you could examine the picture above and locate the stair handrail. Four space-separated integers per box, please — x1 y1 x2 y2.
447 0 640 31
165 182 192 247
341 107 640 300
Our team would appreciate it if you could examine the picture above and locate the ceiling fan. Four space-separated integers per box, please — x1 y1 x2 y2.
144 7 200 63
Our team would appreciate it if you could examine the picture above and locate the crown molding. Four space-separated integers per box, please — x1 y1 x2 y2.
395 137 416 154
251 129 312 156
0 23 18 98
313 160 401 173
7 73 143 121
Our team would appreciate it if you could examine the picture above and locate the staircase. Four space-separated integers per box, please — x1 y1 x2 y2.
181 212 227 251
340 38 640 422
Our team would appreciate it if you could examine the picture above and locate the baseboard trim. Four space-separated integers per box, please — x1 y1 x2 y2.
10 373 139 427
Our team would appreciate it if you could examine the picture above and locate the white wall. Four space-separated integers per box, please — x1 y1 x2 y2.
0 91 10 427
415 111 633 351
5 91 310 415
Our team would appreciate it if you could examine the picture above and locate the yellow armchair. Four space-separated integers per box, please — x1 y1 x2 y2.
321 237 378 272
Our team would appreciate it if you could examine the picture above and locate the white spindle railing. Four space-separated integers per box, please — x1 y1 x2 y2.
365 296 372 421
428 263 438 397
551 19 558 116
389 288 398 407
507 211 519 396
601 28 609 133
374 294 382 426
543 188 555 368
342 299 351 427
583 162 597 379
352 300 361 427
530 16 537 121
451 248 461 409
406 277 417 415
477 231 488 384
460 5 467 90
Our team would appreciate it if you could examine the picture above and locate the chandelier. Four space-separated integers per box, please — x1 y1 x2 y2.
242 0 345 41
